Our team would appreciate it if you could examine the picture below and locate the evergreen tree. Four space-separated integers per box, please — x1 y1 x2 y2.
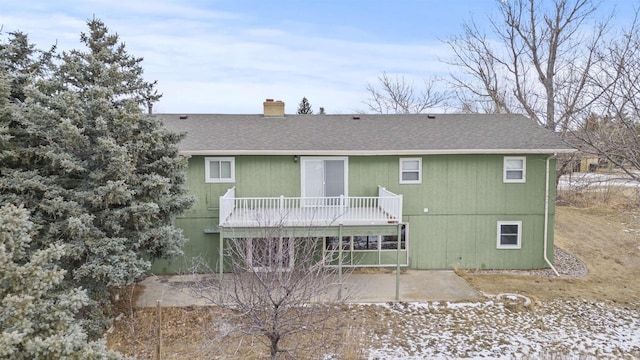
296 96 313 114
0 204 125 360
318 106 326 115
0 20 193 335
0 31 54 102
0 68 10 157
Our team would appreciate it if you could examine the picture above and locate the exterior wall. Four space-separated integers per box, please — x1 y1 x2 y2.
151 154 556 273
151 156 301 274
580 156 600 172
349 154 555 270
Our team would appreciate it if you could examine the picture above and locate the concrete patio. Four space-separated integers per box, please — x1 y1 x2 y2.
135 270 483 307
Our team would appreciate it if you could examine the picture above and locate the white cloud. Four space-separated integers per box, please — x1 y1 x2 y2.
2 0 453 113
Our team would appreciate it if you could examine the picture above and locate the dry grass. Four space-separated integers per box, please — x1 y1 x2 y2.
557 182 640 211
106 303 370 359
351 267 407 274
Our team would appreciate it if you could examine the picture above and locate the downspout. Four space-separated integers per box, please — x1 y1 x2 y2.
544 154 560 276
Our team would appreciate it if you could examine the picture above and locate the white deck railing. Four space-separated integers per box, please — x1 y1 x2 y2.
378 186 403 222
219 186 402 228
219 186 236 227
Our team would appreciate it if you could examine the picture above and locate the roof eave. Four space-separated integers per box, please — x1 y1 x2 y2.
179 148 577 156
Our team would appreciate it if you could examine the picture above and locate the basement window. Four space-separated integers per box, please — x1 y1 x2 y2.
205 157 235 183
325 236 352 250
380 226 407 250
322 225 409 267
326 226 407 251
503 157 526 183
353 235 380 250
497 221 522 249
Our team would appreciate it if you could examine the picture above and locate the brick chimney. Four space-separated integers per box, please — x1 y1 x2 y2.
263 98 285 117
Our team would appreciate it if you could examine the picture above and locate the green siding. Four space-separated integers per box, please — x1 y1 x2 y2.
349 154 554 269
153 154 556 273
379 250 408 266
236 156 300 197
150 217 220 274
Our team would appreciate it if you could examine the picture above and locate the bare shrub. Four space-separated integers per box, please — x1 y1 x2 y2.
189 225 354 359
557 182 640 211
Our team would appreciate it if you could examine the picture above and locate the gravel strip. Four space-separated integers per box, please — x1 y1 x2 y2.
468 247 588 278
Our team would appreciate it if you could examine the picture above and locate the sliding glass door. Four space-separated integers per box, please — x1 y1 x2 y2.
301 157 347 206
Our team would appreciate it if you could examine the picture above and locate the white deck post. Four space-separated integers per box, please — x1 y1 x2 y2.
395 223 401 301
338 224 343 301
219 229 224 304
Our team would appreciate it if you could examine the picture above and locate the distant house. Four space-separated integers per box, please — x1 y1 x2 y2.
560 132 606 173
151 99 574 273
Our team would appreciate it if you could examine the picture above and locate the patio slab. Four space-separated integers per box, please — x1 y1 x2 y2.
136 270 482 307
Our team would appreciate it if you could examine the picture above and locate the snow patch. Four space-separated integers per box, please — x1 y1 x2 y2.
363 299 640 359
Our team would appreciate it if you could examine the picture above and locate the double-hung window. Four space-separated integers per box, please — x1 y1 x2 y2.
503 157 526 183
497 221 522 249
205 157 235 183
400 158 422 184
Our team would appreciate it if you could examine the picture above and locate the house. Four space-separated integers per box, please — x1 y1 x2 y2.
151 99 574 274
559 132 607 173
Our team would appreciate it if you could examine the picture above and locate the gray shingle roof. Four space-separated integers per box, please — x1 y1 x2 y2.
154 113 574 155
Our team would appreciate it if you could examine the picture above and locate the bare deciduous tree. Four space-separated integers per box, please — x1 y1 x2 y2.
445 0 608 133
445 18 512 114
574 11 640 180
190 225 352 359
363 71 449 114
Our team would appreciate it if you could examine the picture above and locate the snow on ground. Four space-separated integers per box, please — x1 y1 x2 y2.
558 172 640 190
360 299 640 359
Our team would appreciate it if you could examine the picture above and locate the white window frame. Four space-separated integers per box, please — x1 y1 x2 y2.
503 156 526 183
322 224 409 267
205 157 235 183
399 158 422 184
497 221 522 249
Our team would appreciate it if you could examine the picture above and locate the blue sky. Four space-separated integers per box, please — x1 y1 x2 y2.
2 0 637 114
